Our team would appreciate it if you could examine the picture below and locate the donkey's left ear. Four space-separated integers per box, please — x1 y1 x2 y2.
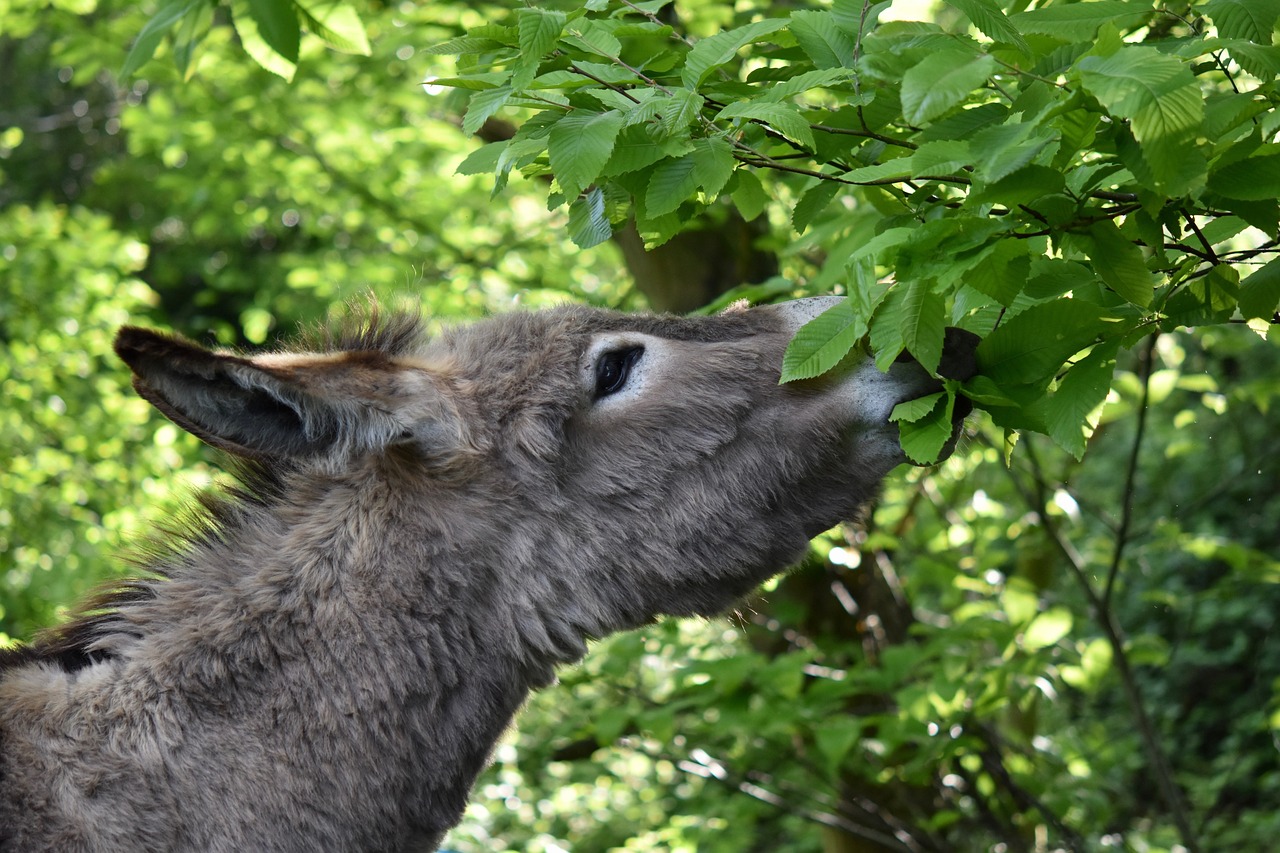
114 326 343 461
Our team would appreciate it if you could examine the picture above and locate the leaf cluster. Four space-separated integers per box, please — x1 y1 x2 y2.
432 0 1280 463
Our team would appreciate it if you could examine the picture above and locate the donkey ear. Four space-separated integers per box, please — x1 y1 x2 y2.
114 327 339 461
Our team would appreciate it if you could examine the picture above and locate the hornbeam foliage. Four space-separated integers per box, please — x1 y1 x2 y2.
425 0 1280 462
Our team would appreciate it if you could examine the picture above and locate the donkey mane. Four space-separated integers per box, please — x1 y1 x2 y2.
0 307 426 676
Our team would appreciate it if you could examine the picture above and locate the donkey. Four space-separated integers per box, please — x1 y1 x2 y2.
0 297 974 852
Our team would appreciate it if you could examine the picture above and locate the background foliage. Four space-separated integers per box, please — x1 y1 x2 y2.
3 1 1279 851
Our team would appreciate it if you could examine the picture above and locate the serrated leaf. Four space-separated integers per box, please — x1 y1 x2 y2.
1208 147 1280 200
1203 0 1280 44
890 391 944 423
716 101 815 149
965 239 1030 306
910 140 972 178
780 298 867 383
976 300 1105 386
548 110 624 198
869 286 908 371
1046 341 1119 459
603 126 690 177
463 85 513 137
690 137 735 201
121 0 204 79
1076 47 1204 194
1086 220 1154 307
456 140 507 176
645 155 699 217
656 89 705 140
756 68 856 102
562 19 622 58
843 159 914 184
682 18 789 88
568 187 612 249
790 10 856 69
899 280 946 375
897 392 954 464
970 120 1057 184
513 9 566 90
848 226 914 264
1239 257 1280 319
424 36 509 56
901 50 996 126
792 180 841 233
944 0 1028 52
1011 1 1153 41
248 0 300 64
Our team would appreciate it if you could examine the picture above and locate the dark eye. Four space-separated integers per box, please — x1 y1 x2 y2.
594 346 644 400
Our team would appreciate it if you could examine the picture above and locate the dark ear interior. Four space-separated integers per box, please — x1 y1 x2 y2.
115 326 336 460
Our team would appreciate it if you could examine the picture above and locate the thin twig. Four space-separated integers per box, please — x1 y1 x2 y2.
1103 333 1158 608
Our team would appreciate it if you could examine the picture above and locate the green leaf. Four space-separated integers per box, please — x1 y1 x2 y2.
1203 0 1280 44
890 391 944 423
455 141 507 176
899 279 946 375
424 36 511 56
1239 257 1280 319
462 85 513 137
814 718 861 776
248 0 300 64
900 49 996 126
603 127 691 177
755 68 856 103
896 392 955 465
716 101 815 149
690 137 736 201
1023 607 1073 651
1046 340 1119 459
731 170 769 221
1086 220 1154 307
681 18 789 89
1076 47 1204 194
943 0 1029 52
296 1 370 55
513 9 566 90
1207 147 1280 200
965 239 1030 306
548 110 624 198
1011 1 1153 41
792 180 841 233
645 155 699 217
976 300 1105 385
789 10 855 69
120 0 205 79
655 89 705 140
972 119 1054 183
780 298 867 383
568 187 612 249
232 0 298 79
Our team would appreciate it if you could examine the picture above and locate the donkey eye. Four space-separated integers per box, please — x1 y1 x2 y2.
594 346 644 400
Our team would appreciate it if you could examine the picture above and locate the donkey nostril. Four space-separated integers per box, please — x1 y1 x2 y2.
938 327 980 382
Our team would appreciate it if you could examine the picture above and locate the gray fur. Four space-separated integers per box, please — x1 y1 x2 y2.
0 298 968 852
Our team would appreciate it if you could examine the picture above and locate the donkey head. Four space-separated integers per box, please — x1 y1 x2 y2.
114 298 973 650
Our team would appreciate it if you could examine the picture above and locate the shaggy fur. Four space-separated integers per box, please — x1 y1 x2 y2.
0 298 971 852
